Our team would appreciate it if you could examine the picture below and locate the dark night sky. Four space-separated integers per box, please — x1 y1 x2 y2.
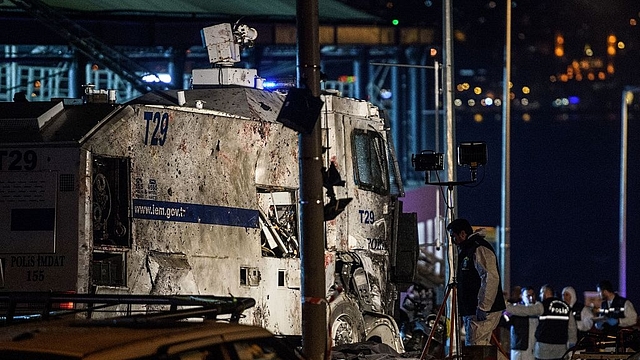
455 108 640 306
394 0 640 305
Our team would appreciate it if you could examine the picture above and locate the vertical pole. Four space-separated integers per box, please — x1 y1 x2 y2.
410 63 419 157
434 61 442 247
297 0 326 359
443 0 456 190
391 63 401 172
434 61 440 153
442 0 458 355
501 0 512 294
619 89 630 297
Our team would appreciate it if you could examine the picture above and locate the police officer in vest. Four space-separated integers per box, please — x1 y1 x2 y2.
595 280 638 342
507 284 575 360
447 218 506 345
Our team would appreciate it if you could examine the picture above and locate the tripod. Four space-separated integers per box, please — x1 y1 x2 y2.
420 281 461 360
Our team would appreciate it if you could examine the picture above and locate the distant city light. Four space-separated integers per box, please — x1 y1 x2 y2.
522 113 531 122
568 96 580 105
454 30 466 42
454 99 462 106
484 97 493 106
473 86 482 95
392 19 399 26
584 44 593 56
473 113 483 123
522 86 530 94
555 34 565 57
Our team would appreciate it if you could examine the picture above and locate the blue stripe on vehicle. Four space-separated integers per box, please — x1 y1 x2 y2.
132 199 259 228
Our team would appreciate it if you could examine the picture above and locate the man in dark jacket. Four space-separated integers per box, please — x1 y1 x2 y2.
595 280 639 351
504 286 538 360
595 280 638 333
507 284 575 360
447 218 506 345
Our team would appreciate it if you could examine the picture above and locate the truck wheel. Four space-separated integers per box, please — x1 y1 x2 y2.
329 295 366 346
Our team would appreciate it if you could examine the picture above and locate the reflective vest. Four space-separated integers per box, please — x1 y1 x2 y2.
599 295 627 334
599 295 627 319
536 297 570 344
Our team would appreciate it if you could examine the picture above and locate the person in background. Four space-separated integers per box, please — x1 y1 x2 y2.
447 218 506 346
504 286 538 360
13 91 28 102
595 280 638 334
562 286 594 348
507 284 575 360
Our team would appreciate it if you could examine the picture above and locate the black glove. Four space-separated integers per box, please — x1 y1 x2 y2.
476 308 488 321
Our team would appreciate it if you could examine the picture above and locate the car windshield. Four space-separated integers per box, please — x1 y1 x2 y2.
166 337 301 360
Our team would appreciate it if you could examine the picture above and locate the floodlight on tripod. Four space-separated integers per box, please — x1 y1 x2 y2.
411 150 444 172
457 142 487 182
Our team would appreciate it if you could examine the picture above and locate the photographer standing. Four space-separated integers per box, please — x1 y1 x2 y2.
447 218 506 345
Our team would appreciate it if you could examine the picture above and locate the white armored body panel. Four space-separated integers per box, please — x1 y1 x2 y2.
0 86 417 352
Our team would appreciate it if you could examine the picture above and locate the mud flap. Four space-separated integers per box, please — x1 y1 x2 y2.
363 312 405 353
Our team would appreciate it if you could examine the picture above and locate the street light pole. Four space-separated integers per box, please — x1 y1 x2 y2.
442 0 459 355
501 0 512 299
618 88 636 297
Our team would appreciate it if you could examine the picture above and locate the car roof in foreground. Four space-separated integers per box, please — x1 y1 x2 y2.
0 317 273 359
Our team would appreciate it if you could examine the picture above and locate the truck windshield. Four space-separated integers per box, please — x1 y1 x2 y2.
352 129 389 194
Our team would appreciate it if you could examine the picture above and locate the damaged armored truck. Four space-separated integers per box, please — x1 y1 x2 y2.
0 24 419 353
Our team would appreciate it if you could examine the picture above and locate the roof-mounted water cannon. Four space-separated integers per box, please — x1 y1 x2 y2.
192 23 263 89
200 23 257 66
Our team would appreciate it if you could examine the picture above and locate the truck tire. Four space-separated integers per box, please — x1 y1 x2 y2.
329 295 366 346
